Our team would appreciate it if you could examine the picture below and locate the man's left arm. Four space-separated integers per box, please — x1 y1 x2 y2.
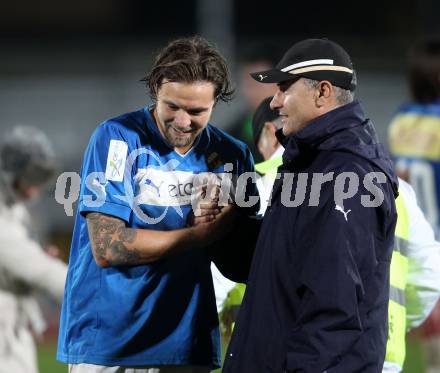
207 147 261 283
400 181 440 328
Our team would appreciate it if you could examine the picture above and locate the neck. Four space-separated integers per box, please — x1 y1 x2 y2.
174 146 192 155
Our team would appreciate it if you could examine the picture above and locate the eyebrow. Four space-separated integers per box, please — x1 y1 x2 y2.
163 99 210 112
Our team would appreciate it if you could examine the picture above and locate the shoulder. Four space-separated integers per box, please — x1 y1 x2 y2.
91 108 147 144
397 178 415 201
390 102 440 129
309 151 396 208
313 151 375 176
398 102 440 117
397 178 422 218
205 124 250 159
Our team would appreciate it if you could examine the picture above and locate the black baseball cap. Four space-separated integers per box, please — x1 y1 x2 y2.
252 96 278 145
251 38 356 91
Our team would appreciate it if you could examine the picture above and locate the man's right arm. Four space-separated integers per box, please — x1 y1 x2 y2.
0 216 67 301
399 180 440 329
87 206 236 267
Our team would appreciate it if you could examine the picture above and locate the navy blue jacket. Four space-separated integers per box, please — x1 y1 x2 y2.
222 101 398 373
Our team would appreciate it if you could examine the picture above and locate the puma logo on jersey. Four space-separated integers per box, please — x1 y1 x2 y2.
144 179 164 196
335 204 351 221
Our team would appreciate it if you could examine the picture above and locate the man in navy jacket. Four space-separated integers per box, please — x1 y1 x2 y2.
222 38 399 372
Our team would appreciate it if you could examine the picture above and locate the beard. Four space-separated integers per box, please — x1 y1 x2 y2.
163 123 198 149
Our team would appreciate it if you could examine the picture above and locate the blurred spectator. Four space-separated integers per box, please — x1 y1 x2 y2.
228 42 280 161
214 96 282 347
388 36 440 238
383 179 440 373
251 96 283 214
388 37 440 373
0 126 67 373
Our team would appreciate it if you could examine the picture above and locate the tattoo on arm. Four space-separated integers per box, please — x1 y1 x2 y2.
87 213 140 266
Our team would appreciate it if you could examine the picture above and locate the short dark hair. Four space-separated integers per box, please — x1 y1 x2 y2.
408 36 440 103
143 36 234 103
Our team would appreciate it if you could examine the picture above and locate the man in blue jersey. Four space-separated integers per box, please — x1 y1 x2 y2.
57 36 259 373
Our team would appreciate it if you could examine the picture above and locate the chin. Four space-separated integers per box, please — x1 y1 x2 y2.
282 128 292 137
169 135 193 148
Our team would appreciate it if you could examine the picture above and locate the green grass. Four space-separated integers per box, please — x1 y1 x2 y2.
402 333 426 373
37 342 66 373
37 334 426 373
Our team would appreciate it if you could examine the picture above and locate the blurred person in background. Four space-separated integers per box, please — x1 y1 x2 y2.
211 96 282 314
57 35 259 373
0 126 67 373
209 45 280 302
388 36 440 373
227 42 280 162
388 36 440 238
383 179 440 373
209 44 278 312
251 96 284 214
215 96 282 345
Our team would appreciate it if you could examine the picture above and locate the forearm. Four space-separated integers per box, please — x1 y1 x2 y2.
209 215 261 283
87 212 201 267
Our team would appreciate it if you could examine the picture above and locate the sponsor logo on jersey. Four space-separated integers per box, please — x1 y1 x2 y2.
135 168 223 206
105 140 128 182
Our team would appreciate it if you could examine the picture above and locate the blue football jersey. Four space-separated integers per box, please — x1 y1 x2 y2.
389 100 440 238
57 107 258 367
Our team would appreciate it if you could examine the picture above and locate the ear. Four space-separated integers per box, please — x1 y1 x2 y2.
314 81 333 107
265 122 279 148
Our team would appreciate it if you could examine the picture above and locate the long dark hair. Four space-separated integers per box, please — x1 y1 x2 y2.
143 35 234 103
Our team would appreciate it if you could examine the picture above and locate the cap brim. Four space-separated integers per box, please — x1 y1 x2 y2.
250 69 297 83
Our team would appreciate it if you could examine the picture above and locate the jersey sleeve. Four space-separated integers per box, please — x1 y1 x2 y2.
78 121 135 222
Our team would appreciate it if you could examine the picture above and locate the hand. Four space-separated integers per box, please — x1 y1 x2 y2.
44 244 61 259
188 184 224 226
188 200 224 225
190 204 237 247
418 299 440 338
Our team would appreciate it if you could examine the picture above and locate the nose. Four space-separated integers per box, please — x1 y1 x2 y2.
174 110 191 128
270 90 283 110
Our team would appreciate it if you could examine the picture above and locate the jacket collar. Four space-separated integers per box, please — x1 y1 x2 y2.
277 100 367 165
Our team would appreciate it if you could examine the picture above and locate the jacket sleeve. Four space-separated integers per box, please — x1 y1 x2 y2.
0 213 67 301
285 179 395 372
399 180 440 329
208 214 261 283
